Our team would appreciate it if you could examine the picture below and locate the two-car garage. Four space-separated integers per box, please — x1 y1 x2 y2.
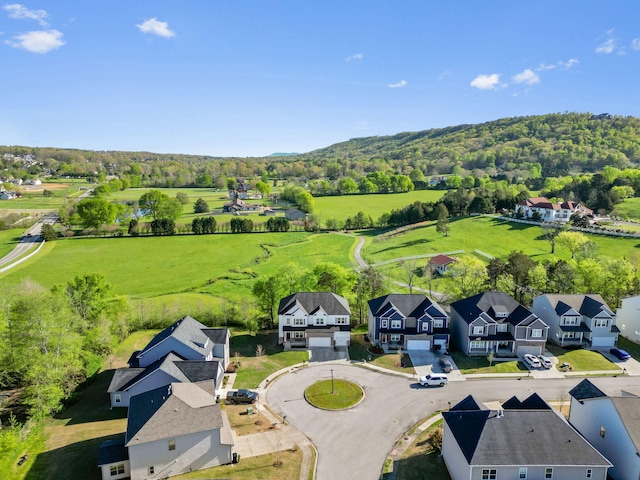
406 339 431 351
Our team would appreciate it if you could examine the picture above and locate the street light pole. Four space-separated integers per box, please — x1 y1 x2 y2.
331 369 334 394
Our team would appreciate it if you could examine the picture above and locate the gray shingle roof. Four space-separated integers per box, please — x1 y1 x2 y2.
202 328 229 345
543 294 611 318
451 292 539 326
443 396 610 467
107 367 146 393
137 316 215 361
278 292 350 316
611 397 640 454
367 294 446 319
126 382 232 447
569 379 607 401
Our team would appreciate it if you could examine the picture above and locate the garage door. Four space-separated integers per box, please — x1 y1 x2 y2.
592 337 615 347
517 346 542 356
308 337 332 347
407 340 431 351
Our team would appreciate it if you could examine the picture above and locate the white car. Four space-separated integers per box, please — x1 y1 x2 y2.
538 355 553 369
419 373 448 387
523 354 541 368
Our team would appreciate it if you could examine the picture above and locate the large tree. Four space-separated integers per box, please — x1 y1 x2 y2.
76 197 118 230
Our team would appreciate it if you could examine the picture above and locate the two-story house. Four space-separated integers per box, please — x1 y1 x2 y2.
616 294 640 344
278 292 351 348
450 292 549 357
130 316 229 369
367 294 449 351
516 197 593 222
532 294 619 348
569 379 640 480
442 393 611 480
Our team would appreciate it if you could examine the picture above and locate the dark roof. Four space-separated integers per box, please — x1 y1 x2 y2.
502 393 551 410
174 360 221 383
278 292 350 316
443 400 611 466
367 294 446 320
107 367 145 393
126 382 231 447
569 379 607 401
429 254 457 266
98 437 129 466
450 395 482 411
450 292 538 326
560 324 591 332
202 328 229 345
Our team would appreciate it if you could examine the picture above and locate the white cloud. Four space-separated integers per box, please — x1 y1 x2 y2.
345 53 363 62
3 3 48 26
5 29 65 53
596 38 616 54
632 38 640 51
512 69 540 85
470 73 502 90
536 63 555 71
387 80 407 88
136 18 175 38
558 58 579 69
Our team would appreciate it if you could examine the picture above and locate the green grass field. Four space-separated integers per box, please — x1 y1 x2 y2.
314 190 446 223
613 197 640 220
364 215 640 265
0 228 23 258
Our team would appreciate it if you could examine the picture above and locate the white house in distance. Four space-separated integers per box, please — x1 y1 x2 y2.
278 292 351 348
532 294 619 348
516 196 593 222
616 295 640 344
569 379 640 480
99 382 234 480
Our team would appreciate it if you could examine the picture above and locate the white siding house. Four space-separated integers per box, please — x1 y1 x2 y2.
278 292 351 348
616 295 640 344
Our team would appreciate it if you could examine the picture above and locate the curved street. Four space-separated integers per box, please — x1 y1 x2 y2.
266 363 640 480
0 213 58 269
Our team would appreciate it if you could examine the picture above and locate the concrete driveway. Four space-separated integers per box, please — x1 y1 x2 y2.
408 350 465 382
309 346 349 362
595 348 640 375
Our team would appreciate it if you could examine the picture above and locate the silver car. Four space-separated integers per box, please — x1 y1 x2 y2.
537 355 552 369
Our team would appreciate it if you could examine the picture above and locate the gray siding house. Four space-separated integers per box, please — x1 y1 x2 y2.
442 393 611 480
367 294 449 351
450 292 549 357
532 294 619 348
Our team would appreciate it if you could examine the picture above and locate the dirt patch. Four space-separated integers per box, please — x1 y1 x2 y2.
21 183 70 193
223 403 279 436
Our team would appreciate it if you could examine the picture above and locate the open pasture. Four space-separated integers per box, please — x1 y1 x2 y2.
314 190 446 223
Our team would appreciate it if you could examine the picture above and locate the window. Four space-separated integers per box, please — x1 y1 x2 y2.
531 329 543 338
315 318 325 326
482 469 497 480
433 319 444 328
381 319 388 328
149 466 155 475
110 464 125 476
600 426 606 438
470 340 485 349
545 467 553 478
562 316 578 326
293 331 305 339
586 469 592 479
518 467 527 479
595 319 608 328
168 439 176 451
335 317 348 325
114 394 121 404
563 332 576 339
473 326 484 335
285 318 290 325
422 322 429 331
294 318 305 326
497 323 508 332
390 334 401 342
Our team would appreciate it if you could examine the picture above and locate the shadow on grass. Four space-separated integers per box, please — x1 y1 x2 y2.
392 449 451 480
488 217 539 231
25 433 123 480
231 332 280 357
373 238 432 254
54 370 126 425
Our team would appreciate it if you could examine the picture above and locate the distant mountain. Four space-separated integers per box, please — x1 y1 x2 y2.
268 152 300 157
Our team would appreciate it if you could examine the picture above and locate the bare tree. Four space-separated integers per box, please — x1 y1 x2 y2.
256 344 265 370
401 259 419 294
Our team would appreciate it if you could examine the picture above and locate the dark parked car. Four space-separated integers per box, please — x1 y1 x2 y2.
610 348 631 361
226 389 259 404
438 357 453 373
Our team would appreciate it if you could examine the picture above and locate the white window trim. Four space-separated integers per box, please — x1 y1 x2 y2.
545 467 553 479
433 319 444 328
519 467 527 479
390 334 401 342
381 319 388 328
473 326 484 335
391 319 402 329
531 328 543 338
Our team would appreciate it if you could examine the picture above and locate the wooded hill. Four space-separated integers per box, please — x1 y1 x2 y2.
2 112 640 184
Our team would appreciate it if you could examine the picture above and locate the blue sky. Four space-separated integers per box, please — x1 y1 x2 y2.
1 1 639 157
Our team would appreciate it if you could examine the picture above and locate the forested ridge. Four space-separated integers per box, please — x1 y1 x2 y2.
2 113 640 185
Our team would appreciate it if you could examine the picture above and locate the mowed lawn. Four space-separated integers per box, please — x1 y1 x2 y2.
314 190 446 223
364 215 640 265
0 232 355 300
0 227 24 258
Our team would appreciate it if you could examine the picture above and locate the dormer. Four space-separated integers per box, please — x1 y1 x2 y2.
490 304 509 319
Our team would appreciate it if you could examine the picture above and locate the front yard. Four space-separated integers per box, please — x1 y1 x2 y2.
449 351 527 374
349 334 415 374
545 345 621 372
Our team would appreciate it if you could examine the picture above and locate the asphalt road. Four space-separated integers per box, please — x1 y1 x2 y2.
266 363 640 480
0 213 58 268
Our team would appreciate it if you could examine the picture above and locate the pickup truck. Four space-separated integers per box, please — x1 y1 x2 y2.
225 389 259 404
